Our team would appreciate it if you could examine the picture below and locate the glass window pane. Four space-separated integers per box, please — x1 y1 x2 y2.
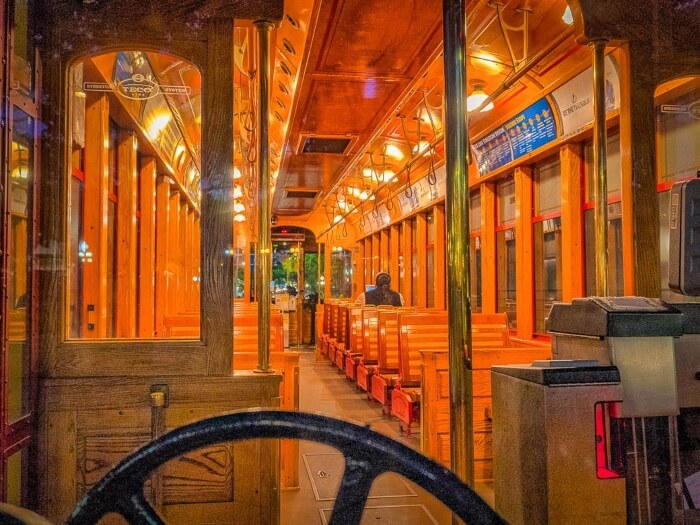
658 85 700 182
330 248 352 298
534 218 562 333
427 246 435 308
498 179 515 225
470 191 481 232
12 0 34 98
536 159 561 215
6 448 26 507
584 205 624 297
8 108 34 422
497 229 516 328
66 50 201 339
585 133 622 201
470 237 482 313
659 190 700 303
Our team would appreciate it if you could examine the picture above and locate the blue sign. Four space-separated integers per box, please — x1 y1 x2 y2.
473 98 558 177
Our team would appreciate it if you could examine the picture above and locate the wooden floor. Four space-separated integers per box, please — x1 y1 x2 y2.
280 347 494 524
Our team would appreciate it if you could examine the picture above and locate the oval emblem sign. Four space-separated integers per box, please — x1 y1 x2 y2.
688 101 700 120
117 74 160 100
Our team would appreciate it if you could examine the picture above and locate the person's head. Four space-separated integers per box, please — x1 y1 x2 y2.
375 272 391 288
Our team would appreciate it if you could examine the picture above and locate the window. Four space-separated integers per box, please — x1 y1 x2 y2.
496 179 516 328
584 133 624 296
656 80 700 302
534 159 562 333
470 191 482 312
66 50 202 338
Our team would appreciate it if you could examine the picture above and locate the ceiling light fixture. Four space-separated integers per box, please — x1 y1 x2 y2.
467 80 494 112
234 213 246 222
562 5 574 25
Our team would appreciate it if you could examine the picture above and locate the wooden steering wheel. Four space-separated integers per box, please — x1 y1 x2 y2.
11 410 506 524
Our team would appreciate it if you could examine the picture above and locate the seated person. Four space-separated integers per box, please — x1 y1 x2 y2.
355 272 404 306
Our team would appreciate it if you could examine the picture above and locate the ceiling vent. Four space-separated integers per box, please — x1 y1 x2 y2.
300 136 352 154
285 188 320 199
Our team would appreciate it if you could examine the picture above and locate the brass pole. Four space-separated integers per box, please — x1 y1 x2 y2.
443 0 474 486
255 20 274 373
591 39 609 296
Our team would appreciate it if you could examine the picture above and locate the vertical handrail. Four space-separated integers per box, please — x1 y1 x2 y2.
591 40 609 296
443 0 474 487
255 20 274 373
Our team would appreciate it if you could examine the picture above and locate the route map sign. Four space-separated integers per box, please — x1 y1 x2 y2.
472 97 558 177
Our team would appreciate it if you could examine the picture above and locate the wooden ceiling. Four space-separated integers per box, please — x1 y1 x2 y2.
271 0 582 228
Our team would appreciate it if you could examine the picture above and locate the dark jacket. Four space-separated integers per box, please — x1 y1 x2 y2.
364 286 402 307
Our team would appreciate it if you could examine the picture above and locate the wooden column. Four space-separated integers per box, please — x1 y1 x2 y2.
402 220 413 305
515 166 534 339
138 157 156 337
116 130 138 338
194 215 201 308
243 242 251 302
416 213 428 307
168 192 181 313
154 176 170 337
619 44 661 297
560 143 585 300
372 233 380 278
480 183 497 313
201 18 234 374
82 93 110 338
185 209 196 312
380 229 390 273
357 240 366 292
178 201 188 311
324 235 332 299
390 224 401 292
434 205 447 310
364 237 371 285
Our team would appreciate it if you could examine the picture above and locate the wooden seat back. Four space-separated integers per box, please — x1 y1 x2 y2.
329 301 339 340
349 306 364 354
398 312 449 384
377 308 400 371
361 306 379 362
322 301 332 337
337 303 350 347
471 312 510 347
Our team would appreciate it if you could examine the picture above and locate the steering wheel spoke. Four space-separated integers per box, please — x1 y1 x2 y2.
117 494 166 525
328 457 377 525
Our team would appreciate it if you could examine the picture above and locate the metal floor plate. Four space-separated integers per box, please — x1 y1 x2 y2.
303 453 417 501
320 504 440 525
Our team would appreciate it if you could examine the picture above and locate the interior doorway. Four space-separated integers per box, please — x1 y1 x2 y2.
271 227 318 346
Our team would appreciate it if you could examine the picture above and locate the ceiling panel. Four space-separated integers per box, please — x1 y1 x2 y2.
315 0 442 75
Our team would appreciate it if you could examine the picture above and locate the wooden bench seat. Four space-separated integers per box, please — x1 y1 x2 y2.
420 342 551 482
392 312 449 436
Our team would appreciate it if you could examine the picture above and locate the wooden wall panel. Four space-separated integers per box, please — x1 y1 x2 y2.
380 229 389 273
82 93 110 338
372 233 380 278
480 184 497 313
560 143 585 300
155 177 170 336
39 374 281 524
515 167 534 339
416 213 427 307
139 157 157 337
402 220 412 305
116 130 138 337
168 192 181 313
434 206 446 310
